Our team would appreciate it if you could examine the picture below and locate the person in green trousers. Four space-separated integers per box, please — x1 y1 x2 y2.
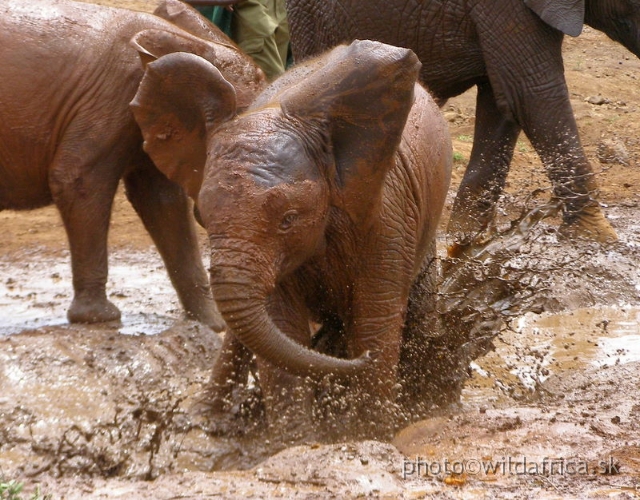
185 0 289 82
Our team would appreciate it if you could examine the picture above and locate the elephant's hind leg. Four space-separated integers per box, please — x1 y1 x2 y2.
124 161 225 331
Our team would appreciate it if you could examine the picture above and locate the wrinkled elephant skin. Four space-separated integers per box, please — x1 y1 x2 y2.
131 41 452 439
285 0 640 247
0 0 265 327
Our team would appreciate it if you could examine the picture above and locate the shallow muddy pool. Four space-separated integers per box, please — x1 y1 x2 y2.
0 249 180 336
461 304 640 409
2 243 639 409
4 245 639 389
525 305 640 369
0 249 639 498
2 207 640 498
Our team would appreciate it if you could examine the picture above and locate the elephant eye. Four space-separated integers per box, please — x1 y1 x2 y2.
279 211 299 231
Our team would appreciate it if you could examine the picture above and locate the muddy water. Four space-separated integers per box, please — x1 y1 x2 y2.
2 206 640 497
522 306 640 371
2 243 639 413
463 305 640 410
1 246 639 498
0 250 180 335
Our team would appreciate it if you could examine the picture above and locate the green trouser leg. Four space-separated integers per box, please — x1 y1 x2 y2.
232 0 289 81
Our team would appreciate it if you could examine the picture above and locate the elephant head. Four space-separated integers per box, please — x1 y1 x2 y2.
526 0 640 56
131 40 421 378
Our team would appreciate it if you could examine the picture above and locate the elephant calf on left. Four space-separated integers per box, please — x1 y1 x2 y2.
132 40 452 439
0 0 265 327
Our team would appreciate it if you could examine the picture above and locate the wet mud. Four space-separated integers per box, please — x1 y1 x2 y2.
2 1 640 498
2 204 640 498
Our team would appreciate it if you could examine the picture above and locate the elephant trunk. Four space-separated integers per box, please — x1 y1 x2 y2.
211 263 369 378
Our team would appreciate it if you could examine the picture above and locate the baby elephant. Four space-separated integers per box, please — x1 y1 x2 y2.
132 40 452 439
0 0 264 327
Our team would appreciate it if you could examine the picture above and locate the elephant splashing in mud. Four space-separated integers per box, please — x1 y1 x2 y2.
132 40 452 440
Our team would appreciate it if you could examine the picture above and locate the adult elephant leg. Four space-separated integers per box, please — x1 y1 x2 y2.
447 82 521 252
124 161 226 331
50 149 122 323
523 102 617 243
472 17 616 245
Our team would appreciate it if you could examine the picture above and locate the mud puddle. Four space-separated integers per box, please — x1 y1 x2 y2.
0 250 180 336
463 305 640 406
2 218 640 498
520 305 640 371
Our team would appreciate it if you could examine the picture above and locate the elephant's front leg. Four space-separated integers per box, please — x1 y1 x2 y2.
193 331 261 435
332 279 408 440
447 81 521 254
256 286 317 443
343 317 404 440
50 150 122 324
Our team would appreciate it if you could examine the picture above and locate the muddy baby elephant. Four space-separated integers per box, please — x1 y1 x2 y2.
132 40 451 439
0 0 265 326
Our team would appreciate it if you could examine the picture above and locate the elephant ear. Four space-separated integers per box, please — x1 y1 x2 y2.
524 0 585 37
130 52 237 198
278 40 421 225
131 28 218 68
153 0 233 45
132 28 264 110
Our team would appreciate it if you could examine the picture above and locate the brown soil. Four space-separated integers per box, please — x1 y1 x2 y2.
1 1 640 498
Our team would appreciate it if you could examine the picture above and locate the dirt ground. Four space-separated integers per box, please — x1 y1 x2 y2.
2 1 640 498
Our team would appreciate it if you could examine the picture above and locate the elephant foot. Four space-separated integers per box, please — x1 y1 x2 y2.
67 296 121 324
187 307 227 333
559 203 618 244
190 383 265 436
